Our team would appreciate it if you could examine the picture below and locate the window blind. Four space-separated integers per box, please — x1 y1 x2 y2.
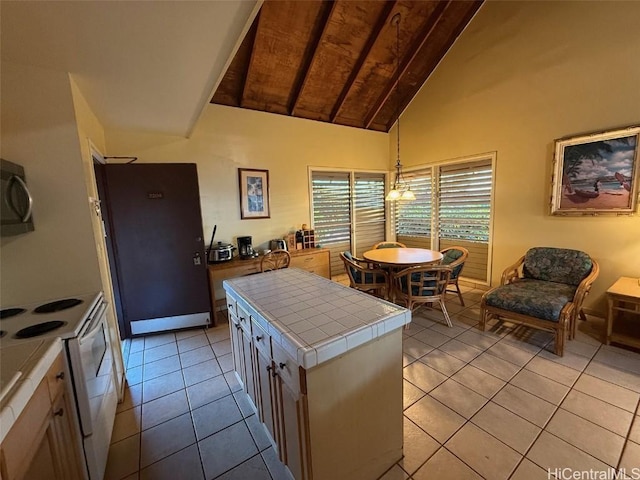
353 173 385 255
395 170 432 238
437 159 493 242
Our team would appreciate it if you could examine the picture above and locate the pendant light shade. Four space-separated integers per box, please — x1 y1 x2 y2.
386 13 414 202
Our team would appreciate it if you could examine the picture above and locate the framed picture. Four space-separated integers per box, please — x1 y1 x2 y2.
550 125 640 215
238 168 270 219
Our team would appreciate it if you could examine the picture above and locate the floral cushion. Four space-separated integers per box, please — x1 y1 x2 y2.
523 247 592 286
484 279 577 322
441 249 465 279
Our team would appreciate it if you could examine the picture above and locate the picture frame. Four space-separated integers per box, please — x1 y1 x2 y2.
238 168 270 219
550 125 640 215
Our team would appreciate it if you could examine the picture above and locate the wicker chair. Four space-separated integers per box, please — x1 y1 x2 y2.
480 247 599 356
340 251 389 298
260 249 291 272
393 265 453 327
440 247 469 306
372 241 406 249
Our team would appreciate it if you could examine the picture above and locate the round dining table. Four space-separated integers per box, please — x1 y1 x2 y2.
362 247 443 267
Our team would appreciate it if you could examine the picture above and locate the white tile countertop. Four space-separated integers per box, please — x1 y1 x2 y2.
223 268 411 369
0 338 62 442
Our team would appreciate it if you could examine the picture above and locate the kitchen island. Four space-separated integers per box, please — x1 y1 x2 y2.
223 268 410 480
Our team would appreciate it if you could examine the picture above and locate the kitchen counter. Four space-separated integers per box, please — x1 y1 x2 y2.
223 268 410 369
223 268 410 479
0 338 62 442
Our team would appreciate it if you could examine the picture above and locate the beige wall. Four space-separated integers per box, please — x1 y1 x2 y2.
0 62 102 304
106 105 389 252
70 78 125 393
395 1 640 313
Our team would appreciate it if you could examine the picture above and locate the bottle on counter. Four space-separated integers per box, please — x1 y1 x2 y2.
295 230 304 250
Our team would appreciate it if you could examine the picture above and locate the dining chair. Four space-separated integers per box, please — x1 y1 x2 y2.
372 241 406 249
440 246 469 306
392 265 453 327
340 252 389 298
260 249 291 272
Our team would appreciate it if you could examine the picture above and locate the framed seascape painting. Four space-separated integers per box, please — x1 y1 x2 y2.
238 168 270 219
550 125 640 215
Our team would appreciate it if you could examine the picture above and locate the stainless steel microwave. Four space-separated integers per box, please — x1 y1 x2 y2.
1 158 34 236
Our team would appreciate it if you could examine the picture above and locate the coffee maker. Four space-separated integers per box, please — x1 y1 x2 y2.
237 236 258 259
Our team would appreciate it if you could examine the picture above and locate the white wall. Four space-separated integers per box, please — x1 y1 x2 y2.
394 1 640 312
106 105 389 252
0 62 102 304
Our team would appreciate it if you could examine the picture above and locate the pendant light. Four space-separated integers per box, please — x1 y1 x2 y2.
386 12 415 202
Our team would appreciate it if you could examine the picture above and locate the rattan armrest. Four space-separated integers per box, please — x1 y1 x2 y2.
501 256 524 285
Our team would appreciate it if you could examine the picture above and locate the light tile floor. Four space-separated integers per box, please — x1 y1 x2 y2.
105 284 640 480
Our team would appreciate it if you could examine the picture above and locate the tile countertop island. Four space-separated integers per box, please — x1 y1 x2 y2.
223 268 410 480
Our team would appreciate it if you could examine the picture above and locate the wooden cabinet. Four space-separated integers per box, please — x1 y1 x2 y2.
606 277 640 348
0 353 84 480
209 248 330 324
226 290 403 480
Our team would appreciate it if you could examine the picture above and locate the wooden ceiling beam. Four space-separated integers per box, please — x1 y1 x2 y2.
239 10 263 108
364 0 450 130
290 1 336 116
329 0 397 124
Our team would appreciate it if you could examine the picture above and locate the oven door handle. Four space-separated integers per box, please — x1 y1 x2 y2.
79 301 108 340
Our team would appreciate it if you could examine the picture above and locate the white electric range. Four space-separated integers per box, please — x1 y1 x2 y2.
0 291 117 480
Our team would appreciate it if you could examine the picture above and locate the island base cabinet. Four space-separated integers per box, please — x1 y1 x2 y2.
257 328 403 480
303 329 403 480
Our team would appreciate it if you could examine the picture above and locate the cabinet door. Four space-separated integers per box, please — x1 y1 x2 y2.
228 313 245 387
49 391 84 480
241 327 257 407
275 374 307 480
254 349 277 447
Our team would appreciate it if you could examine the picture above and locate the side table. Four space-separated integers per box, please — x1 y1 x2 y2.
605 276 640 348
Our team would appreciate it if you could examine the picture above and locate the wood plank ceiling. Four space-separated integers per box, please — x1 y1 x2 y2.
211 0 483 132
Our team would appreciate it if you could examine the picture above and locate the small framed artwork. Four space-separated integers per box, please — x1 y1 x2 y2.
238 168 270 219
550 125 640 215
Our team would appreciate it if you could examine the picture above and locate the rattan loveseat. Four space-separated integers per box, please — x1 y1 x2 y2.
480 247 599 356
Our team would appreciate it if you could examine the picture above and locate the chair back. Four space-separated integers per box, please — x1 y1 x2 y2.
260 249 291 272
394 265 452 301
339 251 388 295
523 247 593 286
440 247 469 279
372 241 406 249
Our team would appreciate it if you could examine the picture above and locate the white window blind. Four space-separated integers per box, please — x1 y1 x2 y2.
395 170 432 238
311 170 386 273
353 173 385 256
437 159 493 242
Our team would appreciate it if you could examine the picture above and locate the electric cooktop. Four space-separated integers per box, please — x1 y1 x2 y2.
0 292 103 346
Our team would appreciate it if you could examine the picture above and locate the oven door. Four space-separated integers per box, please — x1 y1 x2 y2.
67 300 114 437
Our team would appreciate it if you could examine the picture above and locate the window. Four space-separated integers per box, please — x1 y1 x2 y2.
438 159 493 243
394 154 495 283
395 170 432 248
311 170 386 274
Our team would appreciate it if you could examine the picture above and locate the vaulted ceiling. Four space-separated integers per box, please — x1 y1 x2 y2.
211 0 483 132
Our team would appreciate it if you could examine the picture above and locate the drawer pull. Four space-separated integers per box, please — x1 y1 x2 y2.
235 324 242 331
228 303 233 309
279 362 287 369
256 335 263 342
54 408 64 417
267 365 277 377
240 316 246 323
56 372 65 380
